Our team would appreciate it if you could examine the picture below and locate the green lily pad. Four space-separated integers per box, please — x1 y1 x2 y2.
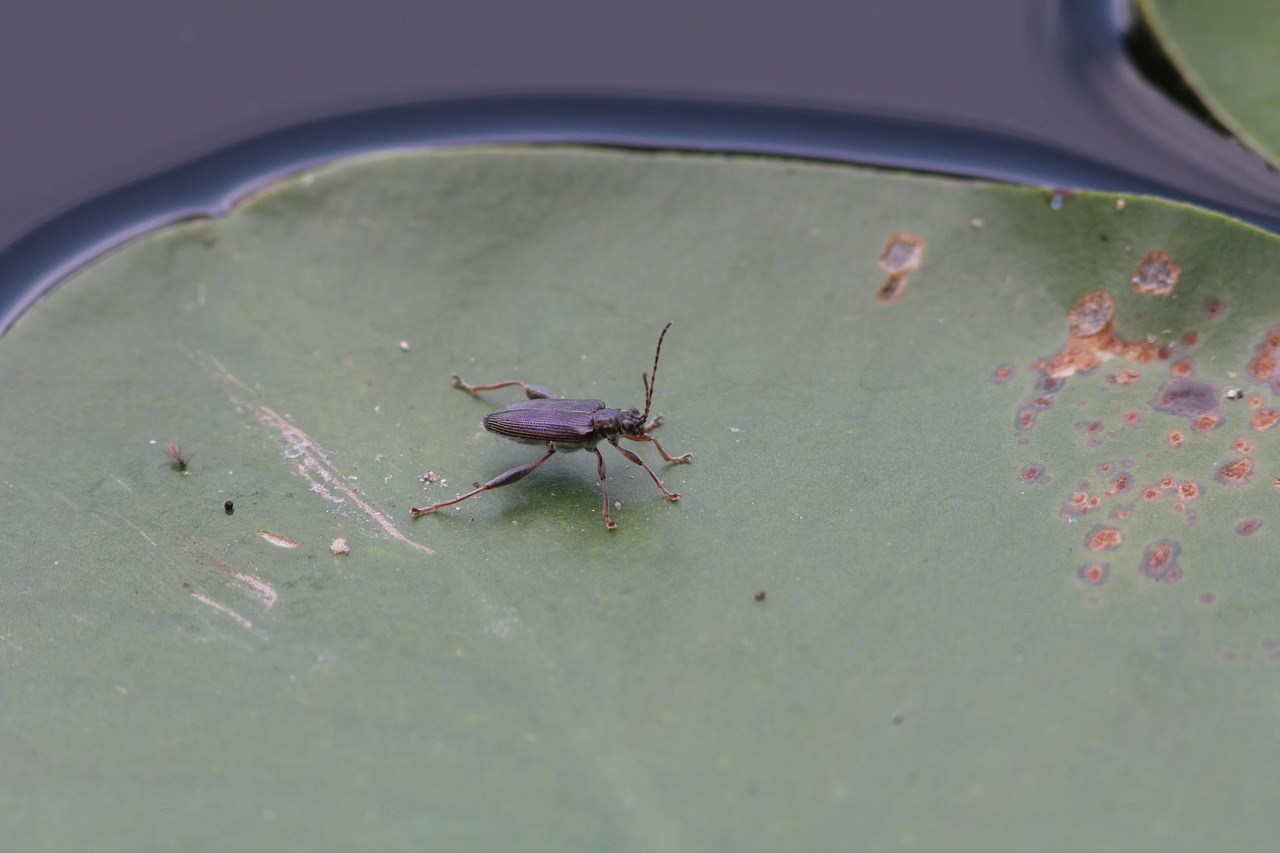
4 146 1280 849
1138 0 1280 168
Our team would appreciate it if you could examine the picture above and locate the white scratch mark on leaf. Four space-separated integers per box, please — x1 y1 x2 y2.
186 346 433 555
234 572 278 609
188 589 254 631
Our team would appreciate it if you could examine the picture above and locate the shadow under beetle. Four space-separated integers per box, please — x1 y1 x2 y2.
411 322 692 529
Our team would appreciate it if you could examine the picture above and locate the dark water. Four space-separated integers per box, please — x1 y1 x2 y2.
3 0 1279 334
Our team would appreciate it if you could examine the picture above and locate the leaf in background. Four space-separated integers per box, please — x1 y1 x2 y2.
1138 0 1280 168
3 147 1280 849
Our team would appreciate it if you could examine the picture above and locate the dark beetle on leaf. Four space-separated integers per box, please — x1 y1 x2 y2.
412 323 692 530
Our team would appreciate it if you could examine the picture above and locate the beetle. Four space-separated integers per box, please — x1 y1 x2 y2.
411 322 692 529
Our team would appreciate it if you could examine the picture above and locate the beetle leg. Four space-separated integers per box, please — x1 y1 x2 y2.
612 440 682 502
589 446 617 529
411 447 556 517
624 433 693 464
450 376 557 400
643 414 664 432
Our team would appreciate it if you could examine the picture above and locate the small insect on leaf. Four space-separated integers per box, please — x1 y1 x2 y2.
165 441 191 473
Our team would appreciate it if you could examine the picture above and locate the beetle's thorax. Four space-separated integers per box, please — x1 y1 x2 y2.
593 407 646 437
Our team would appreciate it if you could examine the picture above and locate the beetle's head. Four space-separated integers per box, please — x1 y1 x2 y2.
617 407 647 436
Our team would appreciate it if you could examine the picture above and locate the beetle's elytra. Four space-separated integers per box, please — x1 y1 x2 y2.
411 322 692 529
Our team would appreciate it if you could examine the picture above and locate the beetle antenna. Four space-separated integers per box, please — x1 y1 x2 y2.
642 322 672 423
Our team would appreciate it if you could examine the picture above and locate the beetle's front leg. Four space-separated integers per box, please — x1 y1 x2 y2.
411 448 556 517
450 376 557 400
612 441 682 501
625 433 693 464
589 446 617 530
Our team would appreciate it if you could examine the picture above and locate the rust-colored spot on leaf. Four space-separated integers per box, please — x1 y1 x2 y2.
876 273 909 303
1068 291 1114 337
1045 291 1170 379
1252 409 1279 432
1217 457 1256 486
878 232 925 274
1152 377 1222 430
875 232 925 304
1086 526 1123 551
1203 296 1224 319
1140 540 1182 582
1236 519 1262 536
1020 463 1049 484
1131 250 1181 296
991 363 1016 383
1248 347 1277 382
1247 327 1280 393
1078 562 1110 585
1107 367 1141 385
1194 413 1221 433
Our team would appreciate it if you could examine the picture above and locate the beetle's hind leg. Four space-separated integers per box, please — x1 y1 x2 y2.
450 376 557 400
411 448 556 518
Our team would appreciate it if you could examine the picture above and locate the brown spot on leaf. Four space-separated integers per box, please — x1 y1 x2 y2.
1020 464 1049 484
1045 291 1170 379
1217 458 1256 486
1140 540 1182 582
1108 367 1141 385
875 232 925 304
1131 250 1181 296
991 363 1016 383
1152 378 1221 425
878 232 925 274
1079 563 1110 585
1236 519 1262 536
1086 526 1123 551
1247 328 1280 393
876 273 909 303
